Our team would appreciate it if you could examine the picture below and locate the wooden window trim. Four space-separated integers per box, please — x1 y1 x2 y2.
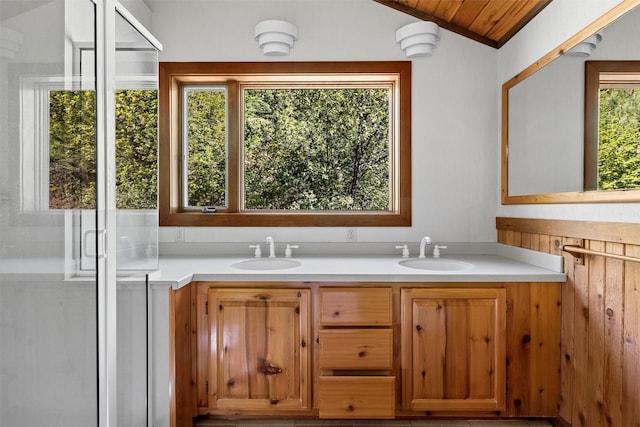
159 61 412 227
584 60 640 191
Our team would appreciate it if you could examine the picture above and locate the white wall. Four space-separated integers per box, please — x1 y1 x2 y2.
121 0 153 29
1 1 65 64
507 48 584 195
149 0 499 248
497 0 640 223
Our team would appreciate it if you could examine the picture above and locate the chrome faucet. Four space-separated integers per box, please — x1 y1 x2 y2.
266 236 276 258
419 236 432 258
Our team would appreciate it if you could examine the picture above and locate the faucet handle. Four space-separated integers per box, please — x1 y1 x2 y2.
433 245 447 258
285 244 299 258
395 244 410 258
249 244 262 258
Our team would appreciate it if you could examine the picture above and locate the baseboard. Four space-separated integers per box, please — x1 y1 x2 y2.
548 417 571 427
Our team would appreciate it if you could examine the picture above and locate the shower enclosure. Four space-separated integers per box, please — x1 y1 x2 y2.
0 1 161 426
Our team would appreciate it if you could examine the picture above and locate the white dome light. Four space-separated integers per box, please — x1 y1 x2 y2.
254 20 298 56
396 21 440 58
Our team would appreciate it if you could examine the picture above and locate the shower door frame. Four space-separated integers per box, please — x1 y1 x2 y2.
93 1 162 427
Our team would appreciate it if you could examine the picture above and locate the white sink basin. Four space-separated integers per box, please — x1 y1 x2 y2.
232 258 301 271
398 258 473 271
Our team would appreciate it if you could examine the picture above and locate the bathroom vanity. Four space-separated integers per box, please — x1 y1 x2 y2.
155 249 565 426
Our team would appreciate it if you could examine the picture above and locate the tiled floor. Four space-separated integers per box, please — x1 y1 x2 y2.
195 419 552 427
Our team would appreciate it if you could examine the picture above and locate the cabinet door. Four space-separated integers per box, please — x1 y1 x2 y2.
401 288 506 412
208 288 311 412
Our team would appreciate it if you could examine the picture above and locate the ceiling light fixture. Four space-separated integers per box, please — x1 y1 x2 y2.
566 33 602 57
395 21 440 58
254 19 298 56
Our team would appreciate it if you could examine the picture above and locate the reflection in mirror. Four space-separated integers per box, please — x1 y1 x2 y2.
585 61 640 191
502 0 640 204
507 50 584 196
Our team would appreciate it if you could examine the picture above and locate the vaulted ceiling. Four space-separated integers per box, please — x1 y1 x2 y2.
1 0 553 49
374 0 553 48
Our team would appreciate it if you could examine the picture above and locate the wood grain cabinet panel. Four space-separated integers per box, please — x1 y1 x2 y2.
207 288 311 412
319 287 392 326
318 376 395 419
401 288 506 412
319 329 393 370
318 287 395 419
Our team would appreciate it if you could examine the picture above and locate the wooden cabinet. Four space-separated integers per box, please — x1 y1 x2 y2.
318 287 395 419
401 288 506 412
173 281 560 425
206 288 311 412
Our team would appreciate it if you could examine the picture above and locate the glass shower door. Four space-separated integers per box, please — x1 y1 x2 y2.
0 1 160 426
0 1 99 426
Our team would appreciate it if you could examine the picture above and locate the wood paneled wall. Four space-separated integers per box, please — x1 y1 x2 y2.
497 217 640 427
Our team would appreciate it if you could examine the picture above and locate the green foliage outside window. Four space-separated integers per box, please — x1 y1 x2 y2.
50 86 391 212
49 89 158 210
115 90 158 209
49 90 97 209
184 87 391 211
50 86 640 212
185 89 226 207
243 88 390 211
598 88 640 191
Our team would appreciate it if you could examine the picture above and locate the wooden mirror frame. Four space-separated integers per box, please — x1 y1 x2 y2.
501 0 640 204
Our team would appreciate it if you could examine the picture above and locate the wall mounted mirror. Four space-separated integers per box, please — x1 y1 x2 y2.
502 0 640 204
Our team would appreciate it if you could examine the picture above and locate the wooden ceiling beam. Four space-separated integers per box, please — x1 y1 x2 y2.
373 0 553 49
494 0 552 48
373 0 499 48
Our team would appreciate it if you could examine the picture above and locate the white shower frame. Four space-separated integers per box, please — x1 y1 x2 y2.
92 2 162 427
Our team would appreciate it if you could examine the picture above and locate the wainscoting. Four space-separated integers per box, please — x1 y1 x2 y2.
195 420 552 427
496 217 640 427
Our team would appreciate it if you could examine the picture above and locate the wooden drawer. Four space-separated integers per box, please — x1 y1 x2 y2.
318 376 395 418
319 287 392 326
319 329 393 370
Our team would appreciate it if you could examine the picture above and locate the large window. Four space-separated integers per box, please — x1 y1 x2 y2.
159 62 411 227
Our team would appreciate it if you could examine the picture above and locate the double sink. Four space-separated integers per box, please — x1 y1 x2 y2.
232 257 473 272
231 236 474 272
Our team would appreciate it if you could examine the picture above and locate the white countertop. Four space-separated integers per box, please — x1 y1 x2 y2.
150 245 566 289
0 244 567 287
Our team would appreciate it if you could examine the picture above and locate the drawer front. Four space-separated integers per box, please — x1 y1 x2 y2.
318 376 395 419
319 329 393 370
320 287 392 326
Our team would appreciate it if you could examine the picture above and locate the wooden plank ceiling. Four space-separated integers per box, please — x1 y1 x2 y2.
374 0 553 48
